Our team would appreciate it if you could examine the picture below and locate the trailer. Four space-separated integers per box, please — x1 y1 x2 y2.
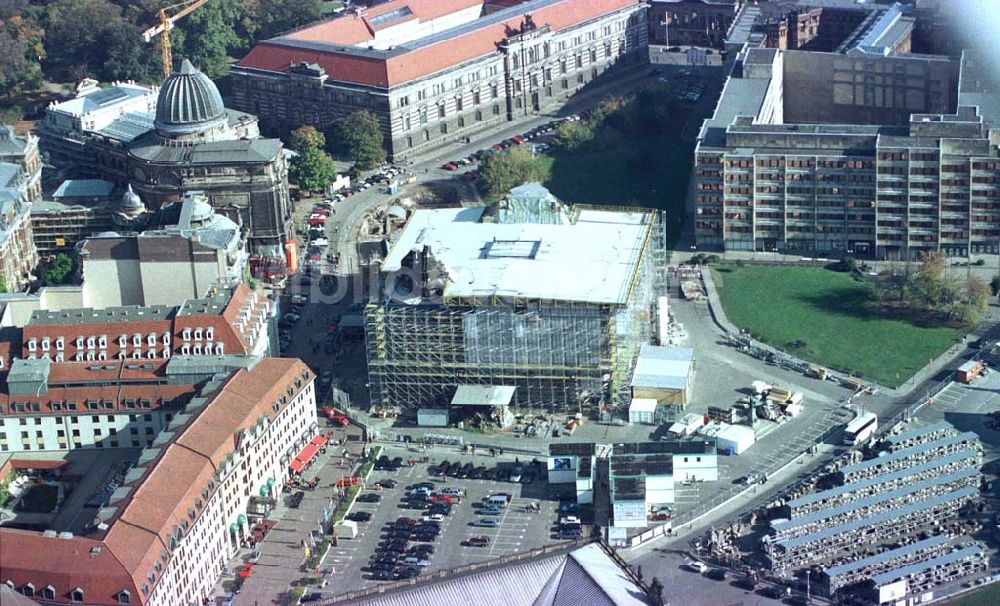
957 360 984 384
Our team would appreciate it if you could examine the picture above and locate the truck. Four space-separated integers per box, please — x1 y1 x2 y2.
322 407 349 427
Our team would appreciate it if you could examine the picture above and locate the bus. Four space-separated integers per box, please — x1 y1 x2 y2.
844 411 878 446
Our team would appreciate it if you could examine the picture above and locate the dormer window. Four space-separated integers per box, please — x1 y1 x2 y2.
194 328 203 340
71 587 84 602
86 336 95 349
163 348 171 359
147 350 156 359
205 327 214 341
132 350 141 359
74 352 83 362
132 333 141 346
147 333 156 346
56 337 64 350
55 352 64 362
75 336 83 348
182 328 191 341
27 338 37 351
40 337 49 350
118 589 131 604
43 585 55 600
22 582 34 597
99 335 107 349
98 351 107 361
215 342 224 355
193 344 202 355
86 351 95 361
118 334 127 347
181 345 190 355
117 351 126 360
162 333 170 345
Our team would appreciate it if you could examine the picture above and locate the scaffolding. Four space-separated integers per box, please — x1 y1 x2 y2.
364 207 665 413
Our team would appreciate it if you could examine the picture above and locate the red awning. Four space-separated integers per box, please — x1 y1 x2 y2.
289 458 305 473
297 443 320 464
310 435 328 447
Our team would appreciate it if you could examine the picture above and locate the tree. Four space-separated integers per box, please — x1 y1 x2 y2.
0 275 7 293
555 119 594 152
289 125 336 193
43 253 75 286
0 14 43 97
480 146 551 197
44 0 124 80
912 251 957 312
648 577 665 606
955 276 990 329
254 0 322 42
329 110 386 170
177 0 249 78
102 21 160 83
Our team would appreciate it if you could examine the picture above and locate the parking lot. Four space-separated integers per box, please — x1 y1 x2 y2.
324 449 568 593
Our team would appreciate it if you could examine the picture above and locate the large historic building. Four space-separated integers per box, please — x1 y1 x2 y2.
37 64 292 264
0 356 317 606
231 0 648 159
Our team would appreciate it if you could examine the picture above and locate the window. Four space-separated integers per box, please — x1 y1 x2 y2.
147 333 156 346
118 590 131 604
215 343 224 355
118 334 127 347
455 96 463 112
193 328 203 340
71 588 84 602
86 336 95 349
132 333 141 346
40 337 49 350
419 108 427 125
22 583 34 597
473 91 481 105
182 328 191 341
205 327 214 341
42 586 55 599
56 337 64 350
437 104 445 119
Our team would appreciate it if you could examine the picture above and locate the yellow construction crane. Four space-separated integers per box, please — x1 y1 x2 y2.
142 0 212 78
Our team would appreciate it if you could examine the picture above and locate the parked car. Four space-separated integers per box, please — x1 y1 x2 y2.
739 472 767 486
396 566 420 580
301 592 324 603
371 570 393 580
377 478 398 489
348 511 373 522
458 463 474 478
476 517 500 527
439 487 464 497
423 513 446 523
288 491 305 509
447 462 462 476
520 470 535 484
441 162 459 170
358 493 382 503
509 466 524 482
469 466 486 479
403 555 431 567
467 535 490 547
685 561 709 573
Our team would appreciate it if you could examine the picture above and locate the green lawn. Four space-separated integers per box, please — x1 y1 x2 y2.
712 265 962 388
942 582 1000 605
542 137 693 246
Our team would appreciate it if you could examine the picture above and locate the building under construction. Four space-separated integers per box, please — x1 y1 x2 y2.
364 191 663 413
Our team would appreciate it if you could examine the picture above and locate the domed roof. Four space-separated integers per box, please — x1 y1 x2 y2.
154 59 226 137
121 184 144 210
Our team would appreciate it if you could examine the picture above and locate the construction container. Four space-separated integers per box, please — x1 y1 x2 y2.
957 361 984 384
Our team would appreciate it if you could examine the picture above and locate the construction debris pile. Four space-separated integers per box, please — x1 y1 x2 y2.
760 421 986 602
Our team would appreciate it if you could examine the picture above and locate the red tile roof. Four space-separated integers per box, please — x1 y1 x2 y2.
284 0 486 44
236 0 641 87
0 358 314 606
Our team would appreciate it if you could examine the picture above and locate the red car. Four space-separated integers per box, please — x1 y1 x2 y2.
491 143 504 151
511 135 526 145
441 162 459 171
322 407 349 426
308 217 326 227
311 208 331 216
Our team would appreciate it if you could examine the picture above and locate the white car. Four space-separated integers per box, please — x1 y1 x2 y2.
423 513 446 523
685 561 709 573
311 238 329 247
559 516 581 526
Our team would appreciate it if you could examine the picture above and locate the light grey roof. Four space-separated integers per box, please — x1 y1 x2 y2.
885 421 955 447
773 487 977 551
839 432 980 476
697 75 771 147
97 111 156 143
381 207 652 304
773 468 979 533
631 345 693 390
53 179 116 200
823 535 950 578
0 125 28 155
451 385 516 407
0 163 21 189
341 542 650 606
870 546 985 587
28 305 174 325
155 59 227 135
129 137 283 165
787 449 980 510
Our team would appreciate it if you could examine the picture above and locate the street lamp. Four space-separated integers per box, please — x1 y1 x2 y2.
806 569 811 604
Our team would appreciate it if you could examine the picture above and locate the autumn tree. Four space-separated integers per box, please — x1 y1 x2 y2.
0 10 43 97
289 125 336 193
480 146 551 197
328 110 386 170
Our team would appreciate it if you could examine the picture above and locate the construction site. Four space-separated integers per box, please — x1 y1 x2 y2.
363 188 666 420
705 421 990 604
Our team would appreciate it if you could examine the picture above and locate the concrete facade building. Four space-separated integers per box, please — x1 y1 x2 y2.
693 43 1000 258
37 65 292 261
364 201 661 412
0 357 318 606
77 192 248 309
231 0 648 159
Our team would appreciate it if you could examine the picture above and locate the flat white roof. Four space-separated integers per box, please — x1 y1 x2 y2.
631 345 694 390
629 398 658 414
381 207 651 304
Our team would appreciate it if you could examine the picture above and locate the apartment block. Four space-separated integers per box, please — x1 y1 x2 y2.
695 40 1000 259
